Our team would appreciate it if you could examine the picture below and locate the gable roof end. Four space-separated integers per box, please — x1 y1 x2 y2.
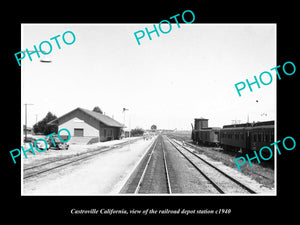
47 107 124 128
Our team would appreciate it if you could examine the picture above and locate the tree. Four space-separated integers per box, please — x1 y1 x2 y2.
151 125 157 131
93 106 103 114
130 128 144 137
33 112 58 135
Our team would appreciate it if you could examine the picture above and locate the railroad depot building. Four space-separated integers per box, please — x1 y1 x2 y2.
48 107 124 142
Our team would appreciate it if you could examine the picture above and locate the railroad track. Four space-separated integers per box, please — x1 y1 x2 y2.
133 135 172 194
166 136 256 194
23 138 141 180
167 134 223 152
122 135 256 194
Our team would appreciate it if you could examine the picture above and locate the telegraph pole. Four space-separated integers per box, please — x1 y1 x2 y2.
123 108 128 137
123 107 131 149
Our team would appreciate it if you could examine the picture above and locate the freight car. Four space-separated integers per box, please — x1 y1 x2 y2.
193 128 220 146
191 118 221 146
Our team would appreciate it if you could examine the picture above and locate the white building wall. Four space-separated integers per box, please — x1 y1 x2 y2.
59 117 99 137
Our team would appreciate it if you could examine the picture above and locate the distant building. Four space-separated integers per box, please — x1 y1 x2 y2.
48 107 124 142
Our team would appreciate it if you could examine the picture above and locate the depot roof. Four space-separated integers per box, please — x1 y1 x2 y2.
48 107 124 128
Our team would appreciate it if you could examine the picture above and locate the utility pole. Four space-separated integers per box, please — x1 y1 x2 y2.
123 107 131 149
22 50 51 142
123 108 128 137
24 103 33 142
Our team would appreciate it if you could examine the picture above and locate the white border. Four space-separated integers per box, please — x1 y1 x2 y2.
21 23 277 196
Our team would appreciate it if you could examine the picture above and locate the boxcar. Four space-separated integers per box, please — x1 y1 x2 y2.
194 128 220 146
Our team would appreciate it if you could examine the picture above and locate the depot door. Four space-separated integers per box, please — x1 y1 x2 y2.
74 128 84 136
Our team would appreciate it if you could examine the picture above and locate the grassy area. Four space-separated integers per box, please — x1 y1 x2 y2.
168 130 192 141
168 131 274 189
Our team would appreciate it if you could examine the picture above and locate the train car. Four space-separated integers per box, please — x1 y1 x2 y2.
191 118 220 146
249 121 274 156
220 124 251 153
197 128 220 146
220 121 274 154
192 117 274 155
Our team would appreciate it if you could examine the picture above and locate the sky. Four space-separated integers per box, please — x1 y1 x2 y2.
21 24 276 130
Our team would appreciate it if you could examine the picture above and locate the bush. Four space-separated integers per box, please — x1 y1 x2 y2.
130 128 144 137
151 125 157 131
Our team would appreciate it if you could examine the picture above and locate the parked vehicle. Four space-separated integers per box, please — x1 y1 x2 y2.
46 135 69 150
30 135 69 151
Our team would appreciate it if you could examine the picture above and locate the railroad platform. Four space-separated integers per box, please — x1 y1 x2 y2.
22 136 141 168
22 136 156 195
